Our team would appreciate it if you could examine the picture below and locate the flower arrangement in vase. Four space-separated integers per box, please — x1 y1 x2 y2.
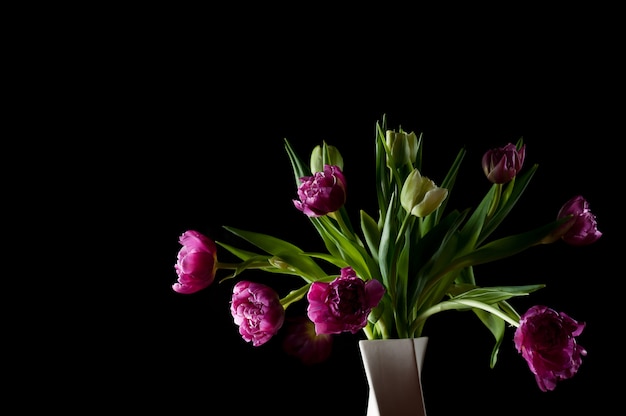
171 115 601 409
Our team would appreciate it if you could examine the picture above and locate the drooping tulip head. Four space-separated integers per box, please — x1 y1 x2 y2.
556 195 602 246
514 305 587 392
172 230 218 294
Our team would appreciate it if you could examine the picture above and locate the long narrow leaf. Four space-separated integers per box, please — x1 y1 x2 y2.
452 221 562 269
284 138 311 184
478 164 539 245
223 226 327 279
360 209 381 261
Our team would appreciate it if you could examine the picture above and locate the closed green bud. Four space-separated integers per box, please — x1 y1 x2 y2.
268 256 296 271
310 141 344 173
386 130 418 168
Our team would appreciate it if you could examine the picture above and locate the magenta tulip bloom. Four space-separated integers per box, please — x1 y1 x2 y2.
307 267 385 335
172 230 218 294
231 280 285 347
482 142 526 184
514 305 587 392
293 164 347 217
282 316 333 365
556 195 602 246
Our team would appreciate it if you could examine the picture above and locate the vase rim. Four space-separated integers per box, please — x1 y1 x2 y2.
359 336 428 344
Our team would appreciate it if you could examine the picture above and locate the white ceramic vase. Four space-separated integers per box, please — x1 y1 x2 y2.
358 337 429 416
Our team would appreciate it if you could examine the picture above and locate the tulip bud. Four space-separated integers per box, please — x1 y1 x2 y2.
385 130 418 168
482 142 526 184
269 256 296 271
310 142 343 173
400 168 448 217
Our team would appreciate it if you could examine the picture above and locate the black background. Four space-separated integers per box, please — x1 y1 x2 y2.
68 11 621 416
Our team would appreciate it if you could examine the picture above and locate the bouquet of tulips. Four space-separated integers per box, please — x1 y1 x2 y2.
172 116 601 391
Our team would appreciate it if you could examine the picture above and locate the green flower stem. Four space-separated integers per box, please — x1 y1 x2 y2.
384 211 415 339
330 209 356 242
410 299 520 335
370 316 391 339
216 261 271 270
279 283 312 309
381 136 405 191
486 183 502 219
395 211 413 246
418 216 427 237
362 324 374 339
415 265 462 314
455 299 519 327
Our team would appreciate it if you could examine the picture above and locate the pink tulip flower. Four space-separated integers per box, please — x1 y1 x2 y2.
307 267 385 335
172 230 218 294
557 195 602 246
231 280 285 347
293 164 347 217
514 305 587 392
482 142 526 184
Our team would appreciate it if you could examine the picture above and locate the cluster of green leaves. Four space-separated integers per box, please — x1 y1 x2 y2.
217 116 567 367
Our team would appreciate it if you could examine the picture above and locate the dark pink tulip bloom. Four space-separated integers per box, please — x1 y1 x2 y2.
482 142 526 184
514 305 587 392
293 164 347 217
307 267 385 335
231 281 285 347
557 195 602 246
172 230 217 294
282 316 333 365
